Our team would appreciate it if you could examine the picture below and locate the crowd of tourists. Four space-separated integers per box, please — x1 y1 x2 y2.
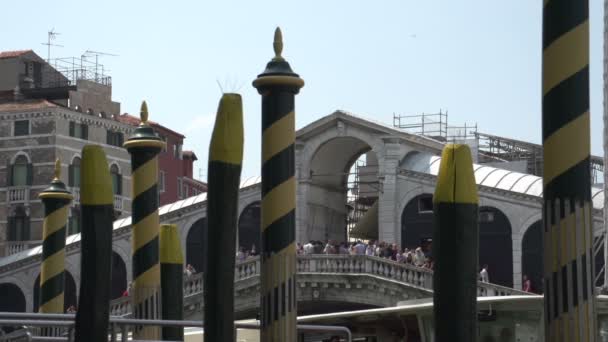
295 240 435 270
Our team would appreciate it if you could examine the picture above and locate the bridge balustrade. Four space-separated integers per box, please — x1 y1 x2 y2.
109 254 529 317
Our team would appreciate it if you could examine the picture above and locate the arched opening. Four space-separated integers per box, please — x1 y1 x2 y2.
8 205 30 241
400 194 434 250
33 271 77 312
522 221 543 293
0 283 25 312
186 217 207 274
238 202 260 254
111 252 127 300
68 157 81 188
479 206 513 287
307 137 379 243
9 155 30 186
400 200 514 287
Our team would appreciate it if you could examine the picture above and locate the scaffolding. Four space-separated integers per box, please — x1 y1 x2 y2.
475 132 604 184
46 55 112 88
393 111 477 142
346 158 380 241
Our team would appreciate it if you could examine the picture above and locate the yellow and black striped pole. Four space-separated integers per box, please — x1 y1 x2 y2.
38 159 73 314
432 144 479 342
203 93 244 342
253 27 304 341
123 102 165 340
74 146 114 342
159 224 184 341
542 1 596 341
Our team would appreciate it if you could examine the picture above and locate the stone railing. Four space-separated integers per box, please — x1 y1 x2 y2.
110 254 528 315
7 187 28 203
0 240 43 256
113 195 123 211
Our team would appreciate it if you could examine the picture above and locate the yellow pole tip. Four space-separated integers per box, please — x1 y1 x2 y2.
209 93 244 165
434 144 479 204
140 101 149 125
53 158 61 180
273 27 284 60
80 145 113 205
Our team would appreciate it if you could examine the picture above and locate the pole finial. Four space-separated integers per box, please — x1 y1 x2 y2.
273 27 284 61
53 158 61 181
140 101 149 126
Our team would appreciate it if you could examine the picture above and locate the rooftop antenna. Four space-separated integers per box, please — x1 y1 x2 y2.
81 50 118 82
41 29 63 62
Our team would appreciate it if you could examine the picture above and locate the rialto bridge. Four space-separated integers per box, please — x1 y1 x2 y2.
0 110 604 315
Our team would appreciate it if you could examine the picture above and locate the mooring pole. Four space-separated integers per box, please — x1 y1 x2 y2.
203 93 244 342
38 159 73 314
253 27 304 341
542 1 596 340
432 144 479 342
123 102 165 340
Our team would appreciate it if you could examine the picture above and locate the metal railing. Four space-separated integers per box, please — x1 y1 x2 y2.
0 313 352 342
113 195 122 211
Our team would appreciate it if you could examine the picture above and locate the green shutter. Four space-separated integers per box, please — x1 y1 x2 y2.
82 125 88 140
69 121 75 137
106 130 111 145
24 216 30 241
7 217 14 241
117 174 122 195
26 163 33 186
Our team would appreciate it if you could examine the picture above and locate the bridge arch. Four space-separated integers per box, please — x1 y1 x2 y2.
0 283 26 312
111 251 128 299
302 135 382 243
479 206 513 287
401 193 434 250
522 220 543 293
33 271 77 312
186 217 208 274
238 201 260 253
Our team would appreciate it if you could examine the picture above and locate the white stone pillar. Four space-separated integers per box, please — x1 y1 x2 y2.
378 138 400 244
295 142 310 244
603 0 608 288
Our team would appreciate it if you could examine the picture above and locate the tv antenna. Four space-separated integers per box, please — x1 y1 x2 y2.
41 29 63 62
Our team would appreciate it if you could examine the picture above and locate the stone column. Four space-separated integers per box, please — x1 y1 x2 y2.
378 138 400 244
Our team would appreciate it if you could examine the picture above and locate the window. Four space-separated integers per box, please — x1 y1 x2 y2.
178 178 183 199
69 157 81 188
8 155 32 186
160 136 167 152
110 164 122 195
106 131 124 147
418 195 433 213
8 206 30 241
159 171 165 193
174 143 182 159
183 184 188 198
14 120 29 136
68 207 81 235
69 121 88 140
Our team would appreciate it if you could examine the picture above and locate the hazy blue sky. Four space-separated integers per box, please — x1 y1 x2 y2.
1 1 604 179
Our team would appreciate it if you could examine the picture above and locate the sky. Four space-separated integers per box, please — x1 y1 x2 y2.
0 1 604 180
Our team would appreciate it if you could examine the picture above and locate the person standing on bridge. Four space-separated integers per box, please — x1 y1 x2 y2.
480 264 490 283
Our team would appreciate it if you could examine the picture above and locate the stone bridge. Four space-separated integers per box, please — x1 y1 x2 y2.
109 254 528 320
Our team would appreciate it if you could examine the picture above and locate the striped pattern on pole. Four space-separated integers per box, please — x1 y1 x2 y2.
74 146 114 342
253 28 304 342
159 224 184 341
124 101 165 340
203 93 244 342
38 159 72 314
542 1 596 341
432 144 479 342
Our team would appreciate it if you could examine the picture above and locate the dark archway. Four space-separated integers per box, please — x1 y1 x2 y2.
238 202 260 253
33 271 77 312
522 221 543 293
401 199 514 287
111 252 127 299
479 206 513 287
0 283 25 312
401 194 434 250
186 217 207 274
